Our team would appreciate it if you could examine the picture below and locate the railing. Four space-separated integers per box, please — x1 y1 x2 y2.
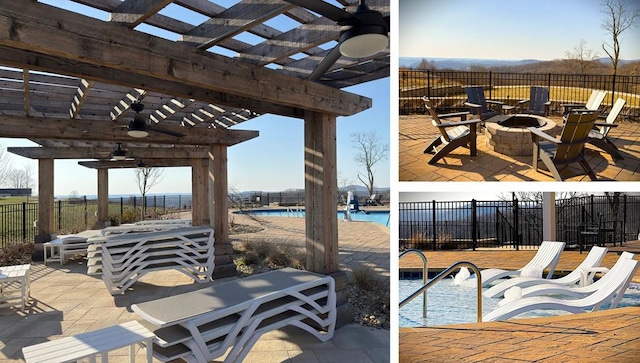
400 261 483 323
399 249 428 318
233 190 391 208
399 70 640 119
399 194 640 251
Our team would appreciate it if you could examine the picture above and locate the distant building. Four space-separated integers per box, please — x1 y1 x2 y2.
0 188 32 197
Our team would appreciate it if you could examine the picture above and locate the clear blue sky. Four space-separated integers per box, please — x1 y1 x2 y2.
400 0 640 60
0 1 390 196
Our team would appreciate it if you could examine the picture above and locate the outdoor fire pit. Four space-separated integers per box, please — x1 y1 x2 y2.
485 114 557 156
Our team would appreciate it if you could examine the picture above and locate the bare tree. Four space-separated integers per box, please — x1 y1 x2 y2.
566 39 600 75
601 0 640 75
135 166 164 219
0 145 12 187
351 131 389 198
416 58 436 70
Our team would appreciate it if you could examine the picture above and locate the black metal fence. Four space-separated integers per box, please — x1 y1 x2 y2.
0 195 192 248
399 194 640 251
399 70 640 119
229 190 390 208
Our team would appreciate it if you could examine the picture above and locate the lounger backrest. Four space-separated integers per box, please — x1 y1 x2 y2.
556 112 597 162
522 241 565 278
529 86 549 114
587 90 607 110
422 97 452 143
578 258 639 309
597 98 626 137
464 86 489 115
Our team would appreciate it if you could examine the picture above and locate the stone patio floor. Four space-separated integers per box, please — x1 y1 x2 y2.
399 246 640 362
399 114 640 181
0 212 390 363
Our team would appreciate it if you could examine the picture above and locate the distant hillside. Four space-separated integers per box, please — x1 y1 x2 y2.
401 57 640 75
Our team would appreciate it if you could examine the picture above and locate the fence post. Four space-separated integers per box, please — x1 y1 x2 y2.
120 197 123 218
83 196 88 228
623 194 627 242
427 70 431 98
432 200 437 250
611 74 616 106
489 71 493 98
513 198 520 250
58 200 62 230
471 199 477 251
22 202 27 243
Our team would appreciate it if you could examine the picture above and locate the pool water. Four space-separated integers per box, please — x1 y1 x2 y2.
235 209 390 227
399 279 640 327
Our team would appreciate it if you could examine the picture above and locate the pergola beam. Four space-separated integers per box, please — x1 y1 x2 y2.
0 115 259 145
8 146 211 160
0 2 371 117
78 159 197 168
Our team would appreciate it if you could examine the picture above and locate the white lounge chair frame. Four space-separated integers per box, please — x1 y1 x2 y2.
97 226 215 295
134 219 191 227
483 256 639 322
462 241 566 287
484 246 608 298
132 268 336 363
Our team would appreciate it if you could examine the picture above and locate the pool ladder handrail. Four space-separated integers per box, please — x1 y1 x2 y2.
400 261 483 323
399 249 428 318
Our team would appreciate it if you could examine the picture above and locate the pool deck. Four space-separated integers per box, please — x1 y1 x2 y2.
399 246 640 362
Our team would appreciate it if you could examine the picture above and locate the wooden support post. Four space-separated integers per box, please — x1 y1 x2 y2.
94 168 110 229
33 158 54 260
304 111 350 326
191 159 207 226
209 144 235 278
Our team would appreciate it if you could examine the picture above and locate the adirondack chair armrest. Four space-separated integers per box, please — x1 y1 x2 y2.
529 127 560 144
438 111 470 120
571 109 598 114
486 100 505 106
517 99 530 105
544 101 551 105
464 102 482 109
594 122 618 128
436 119 482 128
561 103 586 108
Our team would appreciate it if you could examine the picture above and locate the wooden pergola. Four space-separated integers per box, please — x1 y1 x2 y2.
0 0 388 315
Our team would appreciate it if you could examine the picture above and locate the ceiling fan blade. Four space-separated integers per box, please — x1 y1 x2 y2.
384 15 390 29
148 126 185 138
308 45 343 81
283 0 354 23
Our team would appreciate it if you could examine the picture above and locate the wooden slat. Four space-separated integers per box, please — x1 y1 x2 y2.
7 146 211 159
79 159 199 168
0 115 259 146
69 79 95 119
0 2 371 116
150 98 193 123
109 0 173 28
22 69 30 116
110 89 147 122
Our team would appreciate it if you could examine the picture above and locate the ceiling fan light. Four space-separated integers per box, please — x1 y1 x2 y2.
136 160 146 169
127 120 149 138
339 27 388 58
112 151 127 161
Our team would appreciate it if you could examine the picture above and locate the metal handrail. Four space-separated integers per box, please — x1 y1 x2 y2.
399 249 428 317
400 261 483 323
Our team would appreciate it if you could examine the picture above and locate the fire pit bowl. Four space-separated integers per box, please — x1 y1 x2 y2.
486 114 557 156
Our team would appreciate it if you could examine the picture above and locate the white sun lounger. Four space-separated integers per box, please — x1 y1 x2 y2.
484 246 608 298
483 256 639 322
134 219 191 227
97 226 215 295
132 268 336 363
461 241 566 287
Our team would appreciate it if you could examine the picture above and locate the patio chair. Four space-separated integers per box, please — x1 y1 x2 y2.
587 98 626 160
460 241 566 288
483 246 608 298
517 86 551 116
529 111 598 181
561 90 606 119
422 97 482 165
483 254 638 322
464 86 514 120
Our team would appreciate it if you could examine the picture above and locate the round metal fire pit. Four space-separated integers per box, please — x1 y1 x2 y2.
485 114 557 156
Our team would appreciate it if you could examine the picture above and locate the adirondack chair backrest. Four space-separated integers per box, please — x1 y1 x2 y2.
556 112 597 162
423 97 453 142
464 86 489 115
597 98 626 137
586 90 607 110
529 86 549 114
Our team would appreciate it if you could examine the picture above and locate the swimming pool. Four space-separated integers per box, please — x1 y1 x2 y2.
235 209 390 227
399 278 640 327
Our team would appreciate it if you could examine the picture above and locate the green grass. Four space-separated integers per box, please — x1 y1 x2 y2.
0 196 37 205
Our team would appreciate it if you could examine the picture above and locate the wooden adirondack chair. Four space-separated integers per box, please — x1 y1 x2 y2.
464 86 514 120
422 97 482 165
518 86 551 116
529 111 598 181
587 98 626 160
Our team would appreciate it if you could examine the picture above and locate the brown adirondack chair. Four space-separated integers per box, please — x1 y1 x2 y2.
529 111 598 181
587 98 626 160
422 97 482 165
464 86 514 120
518 86 551 116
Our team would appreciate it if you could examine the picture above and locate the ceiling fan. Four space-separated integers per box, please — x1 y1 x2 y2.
127 101 185 138
283 0 390 81
111 143 127 161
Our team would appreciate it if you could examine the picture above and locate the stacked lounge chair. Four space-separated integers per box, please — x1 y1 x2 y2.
96 226 215 295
